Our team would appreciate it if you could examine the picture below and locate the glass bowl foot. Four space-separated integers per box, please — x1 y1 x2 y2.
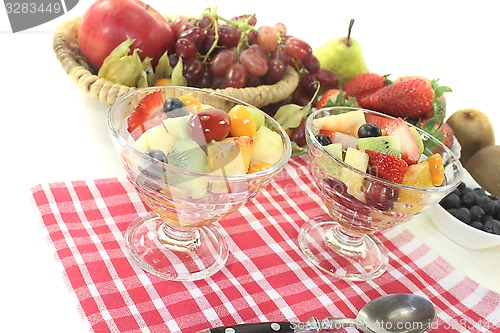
125 212 229 281
298 216 388 281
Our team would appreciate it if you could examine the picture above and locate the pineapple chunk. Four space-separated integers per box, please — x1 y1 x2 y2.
208 136 253 175
340 147 369 201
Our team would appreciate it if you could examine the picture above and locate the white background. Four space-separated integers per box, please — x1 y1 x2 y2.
1 0 499 332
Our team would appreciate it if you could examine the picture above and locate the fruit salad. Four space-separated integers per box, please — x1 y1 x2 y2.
126 90 286 198
307 108 455 233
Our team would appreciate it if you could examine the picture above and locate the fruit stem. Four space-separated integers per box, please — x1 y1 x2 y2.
345 19 355 47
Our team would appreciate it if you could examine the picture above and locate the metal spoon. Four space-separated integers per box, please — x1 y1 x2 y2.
197 293 436 333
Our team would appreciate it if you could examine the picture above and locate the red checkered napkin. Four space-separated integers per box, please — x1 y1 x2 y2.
32 156 500 333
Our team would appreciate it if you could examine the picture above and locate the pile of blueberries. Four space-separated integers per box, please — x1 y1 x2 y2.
439 182 500 235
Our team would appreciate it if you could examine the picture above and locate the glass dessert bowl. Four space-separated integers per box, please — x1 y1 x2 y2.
108 86 291 281
299 107 463 281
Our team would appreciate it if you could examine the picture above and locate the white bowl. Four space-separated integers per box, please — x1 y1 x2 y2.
428 169 500 250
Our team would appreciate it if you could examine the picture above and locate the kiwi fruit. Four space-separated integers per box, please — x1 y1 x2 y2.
466 145 500 197
446 109 495 165
166 139 208 198
357 135 402 157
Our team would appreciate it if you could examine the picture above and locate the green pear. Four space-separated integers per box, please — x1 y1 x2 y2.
314 19 369 86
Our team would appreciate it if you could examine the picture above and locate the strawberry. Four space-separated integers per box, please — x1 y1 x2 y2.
366 150 409 184
342 73 390 100
316 89 356 109
358 78 434 119
385 118 421 165
127 90 166 140
364 113 393 130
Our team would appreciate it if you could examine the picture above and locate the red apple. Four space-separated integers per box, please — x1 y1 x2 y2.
78 0 175 70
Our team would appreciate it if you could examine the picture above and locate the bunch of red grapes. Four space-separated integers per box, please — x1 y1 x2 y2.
168 10 339 114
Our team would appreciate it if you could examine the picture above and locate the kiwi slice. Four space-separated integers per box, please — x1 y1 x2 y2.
166 139 208 198
357 135 402 157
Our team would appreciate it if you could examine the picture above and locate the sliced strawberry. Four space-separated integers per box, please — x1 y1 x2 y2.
366 150 409 184
342 73 390 100
358 78 434 119
364 113 393 130
385 118 421 165
127 90 166 140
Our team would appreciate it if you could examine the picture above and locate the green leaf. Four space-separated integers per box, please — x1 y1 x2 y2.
98 48 143 86
141 57 154 87
170 57 187 86
273 103 311 130
154 51 173 84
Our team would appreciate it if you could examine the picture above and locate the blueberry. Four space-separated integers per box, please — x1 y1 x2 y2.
315 133 332 146
469 205 485 222
440 193 460 209
461 191 477 207
162 97 188 118
470 221 484 230
476 195 492 213
457 182 467 190
145 149 168 163
453 207 471 224
474 187 488 197
483 219 500 235
489 199 500 216
357 123 382 138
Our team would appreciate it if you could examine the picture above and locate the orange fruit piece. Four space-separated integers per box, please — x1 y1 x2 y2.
402 161 433 188
228 105 257 137
180 94 202 112
248 161 273 173
154 78 171 86
427 153 444 186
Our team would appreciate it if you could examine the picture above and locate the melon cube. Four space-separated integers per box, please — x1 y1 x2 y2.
312 109 366 137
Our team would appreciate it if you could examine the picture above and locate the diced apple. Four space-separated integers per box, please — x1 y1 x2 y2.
330 131 358 149
312 109 366 137
133 124 175 154
340 147 369 201
250 126 284 165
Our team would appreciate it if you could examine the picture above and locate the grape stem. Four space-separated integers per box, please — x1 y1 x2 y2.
200 6 258 61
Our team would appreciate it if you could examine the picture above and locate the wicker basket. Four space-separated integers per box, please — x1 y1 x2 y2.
53 17 300 106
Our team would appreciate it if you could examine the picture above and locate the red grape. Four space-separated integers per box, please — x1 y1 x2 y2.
183 58 204 85
178 26 206 45
224 63 248 88
170 16 189 36
240 48 268 76
284 37 312 60
175 38 198 59
187 109 231 143
264 58 285 84
301 55 320 73
210 49 236 77
313 69 339 89
218 25 241 48
257 26 278 52
198 16 214 29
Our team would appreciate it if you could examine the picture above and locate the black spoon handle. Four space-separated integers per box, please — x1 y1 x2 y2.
198 322 294 333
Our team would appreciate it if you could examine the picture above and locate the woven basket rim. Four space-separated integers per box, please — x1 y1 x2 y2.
53 16 300 106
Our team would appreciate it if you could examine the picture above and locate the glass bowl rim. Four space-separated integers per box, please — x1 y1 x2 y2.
305 106 464 192
107 86 292 181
